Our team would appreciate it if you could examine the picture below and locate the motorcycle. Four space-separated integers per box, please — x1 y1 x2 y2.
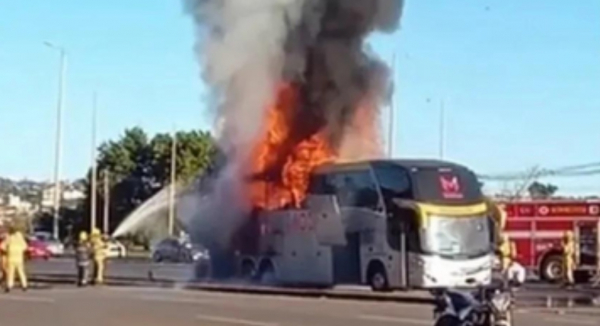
432 284 514 326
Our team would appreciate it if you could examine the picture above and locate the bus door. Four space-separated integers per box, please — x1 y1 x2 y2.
391 200 426 289
386 213 408 288
332 232 361 284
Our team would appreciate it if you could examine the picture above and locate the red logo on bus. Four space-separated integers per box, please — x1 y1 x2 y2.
439 175 463 199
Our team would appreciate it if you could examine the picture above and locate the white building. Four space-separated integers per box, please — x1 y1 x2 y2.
41 183 85 209
41 185 59 208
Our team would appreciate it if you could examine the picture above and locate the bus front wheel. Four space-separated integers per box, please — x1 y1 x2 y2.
368 262 390 292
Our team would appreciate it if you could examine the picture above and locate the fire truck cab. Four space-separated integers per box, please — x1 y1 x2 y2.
501 200 600 283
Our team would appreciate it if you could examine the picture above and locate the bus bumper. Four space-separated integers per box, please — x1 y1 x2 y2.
419 254 494 289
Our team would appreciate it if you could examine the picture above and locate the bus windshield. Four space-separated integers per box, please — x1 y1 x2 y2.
421 215 492 258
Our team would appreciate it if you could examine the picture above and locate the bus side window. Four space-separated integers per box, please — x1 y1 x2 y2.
333 171 380 211
308 174 334 195
373 165 412 201
351 171 380 210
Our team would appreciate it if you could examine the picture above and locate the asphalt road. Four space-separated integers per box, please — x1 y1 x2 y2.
27 258 600 300
2 285 600 326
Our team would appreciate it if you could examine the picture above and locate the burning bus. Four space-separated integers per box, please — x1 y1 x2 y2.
182 0 494 291
230 159 494 291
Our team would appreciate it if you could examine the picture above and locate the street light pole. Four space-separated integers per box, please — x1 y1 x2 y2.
388 53 396 158
103 170 110 235
45 42 67 240
439 99 445 160
90 93 98 233
168 130 177 237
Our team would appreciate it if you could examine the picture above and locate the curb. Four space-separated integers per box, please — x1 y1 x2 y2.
30 274 433 304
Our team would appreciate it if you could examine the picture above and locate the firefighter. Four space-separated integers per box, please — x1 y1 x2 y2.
75 231 91 286
487 199 507 246
499 234 516 276
1 226 28 292
0 231 6 285
562 230 577 287
90 228 107 285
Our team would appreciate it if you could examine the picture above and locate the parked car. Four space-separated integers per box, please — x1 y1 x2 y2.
30 232 65 256
105 239 127 258
26 239 52 260
151 238 209 263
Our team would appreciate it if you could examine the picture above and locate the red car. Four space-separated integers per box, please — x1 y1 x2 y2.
26 239 52 260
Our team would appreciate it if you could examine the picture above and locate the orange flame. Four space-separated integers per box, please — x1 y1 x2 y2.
248 84 336 210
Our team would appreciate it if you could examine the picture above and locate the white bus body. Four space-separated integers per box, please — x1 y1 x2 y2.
237 195 493 290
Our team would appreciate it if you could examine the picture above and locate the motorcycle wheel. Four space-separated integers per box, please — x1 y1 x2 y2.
434 315 461 326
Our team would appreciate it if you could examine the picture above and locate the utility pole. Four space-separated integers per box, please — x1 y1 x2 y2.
45 41 67 240
388 53 396 158
103 170 110 235
90 93 98 233
439 99 445 159
168 130 177 237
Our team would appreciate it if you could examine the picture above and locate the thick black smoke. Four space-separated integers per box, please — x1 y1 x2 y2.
181 0 405 251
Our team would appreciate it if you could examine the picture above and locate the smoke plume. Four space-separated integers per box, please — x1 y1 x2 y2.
182 0 405 248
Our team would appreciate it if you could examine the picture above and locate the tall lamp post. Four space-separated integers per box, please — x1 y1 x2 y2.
45 41 67 240
90 93 98 233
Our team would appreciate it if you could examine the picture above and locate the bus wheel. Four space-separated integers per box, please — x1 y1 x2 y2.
540 254 563 283
368 262 389 292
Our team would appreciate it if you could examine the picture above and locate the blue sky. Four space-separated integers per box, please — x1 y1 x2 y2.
1 1 599 195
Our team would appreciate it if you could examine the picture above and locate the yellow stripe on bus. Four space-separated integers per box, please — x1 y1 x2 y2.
417 202 487 216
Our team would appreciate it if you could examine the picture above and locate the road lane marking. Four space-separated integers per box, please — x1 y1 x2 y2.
196 315 278 326
0 295 55 303
358 314 429 325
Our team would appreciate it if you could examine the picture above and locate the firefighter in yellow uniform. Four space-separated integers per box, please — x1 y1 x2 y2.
485 198 507 246
1 227 28 292
0 234 6 285
562 231 577 287
90 228 107 285
499 234 517 276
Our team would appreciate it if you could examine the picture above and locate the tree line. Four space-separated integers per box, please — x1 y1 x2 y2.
36 127 217 242
33 126 562 242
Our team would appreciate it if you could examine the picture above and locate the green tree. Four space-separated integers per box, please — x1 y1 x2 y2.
527 181 558 199
79 127 217 237
151 130 217 185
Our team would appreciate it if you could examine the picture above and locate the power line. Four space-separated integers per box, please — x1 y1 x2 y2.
478 161 600 181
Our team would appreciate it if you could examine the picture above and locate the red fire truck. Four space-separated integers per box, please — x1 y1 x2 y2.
500 200 600 283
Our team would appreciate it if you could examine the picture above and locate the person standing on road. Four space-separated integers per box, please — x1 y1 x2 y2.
90 228 107 285
0 226 28 292
499 234 516 275
0 231 7 285
562 230 577 287
75 231 91 287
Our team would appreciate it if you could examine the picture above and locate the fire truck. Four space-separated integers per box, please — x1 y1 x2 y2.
500 200 600 283
229 159 495 291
